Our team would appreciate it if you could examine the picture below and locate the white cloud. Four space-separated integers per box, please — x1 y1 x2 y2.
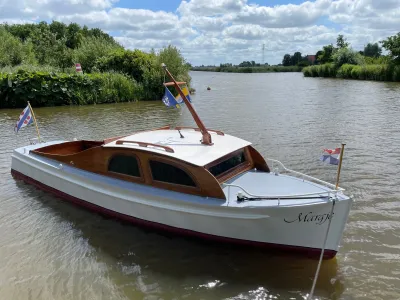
177 0 246 16
0 0 399 65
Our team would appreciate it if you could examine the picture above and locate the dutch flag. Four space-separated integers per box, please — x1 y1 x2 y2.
15 105 33 133
320 147 341 165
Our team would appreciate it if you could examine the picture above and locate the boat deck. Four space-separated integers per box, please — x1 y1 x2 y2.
222 170 346 207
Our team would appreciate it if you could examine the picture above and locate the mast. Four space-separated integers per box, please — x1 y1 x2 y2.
162 63 212 145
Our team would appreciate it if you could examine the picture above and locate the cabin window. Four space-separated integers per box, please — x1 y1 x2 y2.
149 160 196 187
108 155 140 177
209 150 246 177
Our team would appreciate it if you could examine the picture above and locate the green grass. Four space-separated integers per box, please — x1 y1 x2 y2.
303 63 400 82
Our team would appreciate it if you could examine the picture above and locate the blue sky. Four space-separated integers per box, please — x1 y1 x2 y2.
0 0 399 65
118 0 308 11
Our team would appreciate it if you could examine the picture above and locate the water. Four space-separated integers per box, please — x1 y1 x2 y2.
1 72 400 300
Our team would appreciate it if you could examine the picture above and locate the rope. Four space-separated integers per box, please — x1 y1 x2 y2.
307 196 336 300
163 69 166 84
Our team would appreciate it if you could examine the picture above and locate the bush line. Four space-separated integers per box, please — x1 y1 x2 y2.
303 64 400 81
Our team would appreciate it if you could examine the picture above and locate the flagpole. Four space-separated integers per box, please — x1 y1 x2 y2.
335 143 346 189
27 101 41 143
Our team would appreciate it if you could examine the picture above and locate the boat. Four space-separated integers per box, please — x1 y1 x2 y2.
11 64 352 259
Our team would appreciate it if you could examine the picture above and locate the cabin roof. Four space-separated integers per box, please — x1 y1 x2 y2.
103 129 251 166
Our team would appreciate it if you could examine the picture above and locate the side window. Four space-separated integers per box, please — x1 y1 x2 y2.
209 151 246 177
108 155 140 177
150 160 196 187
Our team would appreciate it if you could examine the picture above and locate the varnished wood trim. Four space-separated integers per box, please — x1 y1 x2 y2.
163 81 186 86
248 146 270 172
32 142 226 199
175 126 224 136
116 140 174 153
103 126 172 145
106 153 145 183
204 148 251 182
147 157 201 192
163 66 213 145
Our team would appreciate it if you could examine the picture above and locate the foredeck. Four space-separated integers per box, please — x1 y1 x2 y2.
103 129 251 166
222 170 348 207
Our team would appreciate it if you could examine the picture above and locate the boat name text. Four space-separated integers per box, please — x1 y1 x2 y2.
284 211 334 225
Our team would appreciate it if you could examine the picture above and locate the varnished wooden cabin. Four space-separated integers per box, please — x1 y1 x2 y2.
31 126 270 200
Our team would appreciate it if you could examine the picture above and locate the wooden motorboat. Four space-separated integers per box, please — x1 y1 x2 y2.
11 65 352 259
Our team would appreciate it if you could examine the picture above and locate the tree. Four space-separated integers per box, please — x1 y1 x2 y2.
291 52 302 65
0 27 36 67
73 36 121 72
336 34 349 49
381 33 400 64
315 50 323 64
332 48 364 67
364 43 382 58
318 44 335 63
49 21 67 40
282 54 291 66
66 23 82 49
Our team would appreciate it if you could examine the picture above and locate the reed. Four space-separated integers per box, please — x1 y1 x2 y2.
303 63 400 82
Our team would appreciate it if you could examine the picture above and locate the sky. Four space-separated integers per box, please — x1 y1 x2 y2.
0 0 399 65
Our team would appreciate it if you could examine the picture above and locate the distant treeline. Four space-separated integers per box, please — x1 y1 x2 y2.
0 21 191 108
191 65 302 73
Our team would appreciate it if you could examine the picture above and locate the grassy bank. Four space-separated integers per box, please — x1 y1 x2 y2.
303 63 400 81
191 66 302 73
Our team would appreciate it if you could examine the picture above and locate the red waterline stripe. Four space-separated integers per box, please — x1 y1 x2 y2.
11 169 336 259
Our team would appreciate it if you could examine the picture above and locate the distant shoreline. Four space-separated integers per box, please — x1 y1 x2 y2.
190 66 303 73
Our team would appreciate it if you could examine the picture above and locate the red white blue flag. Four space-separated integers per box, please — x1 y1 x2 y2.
320 148 341 165
75 63 83 73
15 105 33 132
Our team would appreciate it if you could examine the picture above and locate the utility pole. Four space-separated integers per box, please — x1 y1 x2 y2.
262 44 265 65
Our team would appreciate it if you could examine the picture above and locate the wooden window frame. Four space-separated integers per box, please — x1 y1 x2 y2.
148 157 200 192
205 148 252 182
107 153 144 183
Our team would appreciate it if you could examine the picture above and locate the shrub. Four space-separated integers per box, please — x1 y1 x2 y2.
0 70 139 108
0 28 37 67
393 65 400 81
73 36 122 73
332 48 364 68
96 48 154 82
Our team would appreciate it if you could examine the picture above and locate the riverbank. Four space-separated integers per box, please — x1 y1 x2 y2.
303 63 400 82
191 66 302 73
0 22 191 108
0 70 142 109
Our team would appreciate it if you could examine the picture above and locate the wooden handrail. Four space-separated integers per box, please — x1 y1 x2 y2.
162 63 213 145
163 82 186 87
175 126 224 136
116 140 174 153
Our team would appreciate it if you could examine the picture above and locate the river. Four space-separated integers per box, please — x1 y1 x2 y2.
1 71 400 300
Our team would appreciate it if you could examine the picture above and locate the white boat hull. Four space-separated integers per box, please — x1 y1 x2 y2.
11 143 352 259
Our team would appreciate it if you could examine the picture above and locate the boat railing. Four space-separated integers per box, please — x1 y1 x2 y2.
222 183 338 199
222 158 344 205
266 158 344 192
